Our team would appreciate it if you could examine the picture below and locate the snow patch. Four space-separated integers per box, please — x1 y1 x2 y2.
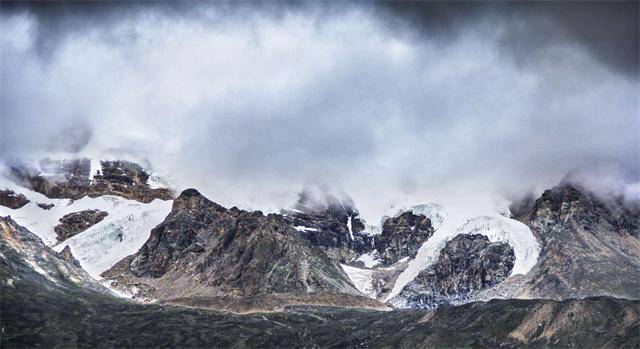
341 264 377 299
294 226 319 232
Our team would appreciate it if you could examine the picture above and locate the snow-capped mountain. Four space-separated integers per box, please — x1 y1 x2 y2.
1 155 639 348
1 156 638 313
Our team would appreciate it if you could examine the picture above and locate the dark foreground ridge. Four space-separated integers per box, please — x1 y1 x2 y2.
1 216 639 348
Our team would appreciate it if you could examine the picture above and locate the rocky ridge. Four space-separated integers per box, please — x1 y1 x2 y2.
2 215 639 348
281 190 374 263
9 158 173 203
0 216 110 296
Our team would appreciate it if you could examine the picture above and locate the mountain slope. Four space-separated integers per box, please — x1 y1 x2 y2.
3 216 638 348
511 183 640 300
103 189 369 304
281 190 374 263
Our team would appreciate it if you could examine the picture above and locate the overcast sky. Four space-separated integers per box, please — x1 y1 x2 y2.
1 1 638 220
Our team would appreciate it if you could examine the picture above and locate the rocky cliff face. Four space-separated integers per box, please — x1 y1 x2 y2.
395 234 514 308
282 190 374 263
103 189 364 302
511 183 640 300
374 211 435 266
54 209 109 243
0 189 30 209
9 158 173 203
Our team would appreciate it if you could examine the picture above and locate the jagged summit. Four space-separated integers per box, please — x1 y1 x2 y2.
172 188 227 212
178 188 203 197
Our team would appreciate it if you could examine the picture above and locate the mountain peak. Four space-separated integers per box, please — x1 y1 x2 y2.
172 188 226 213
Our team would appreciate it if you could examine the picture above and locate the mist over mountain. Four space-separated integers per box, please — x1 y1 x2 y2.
2 1 637 222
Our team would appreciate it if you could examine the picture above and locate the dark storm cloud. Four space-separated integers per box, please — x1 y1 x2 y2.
5 1 637 74
1 1 638 219
375 1 639 76
0 1 329 59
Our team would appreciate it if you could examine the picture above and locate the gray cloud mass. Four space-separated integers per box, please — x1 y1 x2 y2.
1 1 638 220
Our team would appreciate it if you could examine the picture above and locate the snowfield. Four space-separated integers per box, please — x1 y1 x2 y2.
52 199 171 278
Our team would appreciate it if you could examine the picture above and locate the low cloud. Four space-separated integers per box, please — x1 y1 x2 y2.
1 3 637 221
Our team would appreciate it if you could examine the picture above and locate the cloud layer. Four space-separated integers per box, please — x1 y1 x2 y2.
1 3 638 220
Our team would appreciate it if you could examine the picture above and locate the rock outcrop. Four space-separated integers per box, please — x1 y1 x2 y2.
0 190 30 209
103 189 363 302
10 158 92 199
9 158 174 203
58 245 82 267
86 161 174 203
511 183 640 300
37 203 54 210
374 211 435 266
395 234 515 308
54 209 109 243
282 190 374 263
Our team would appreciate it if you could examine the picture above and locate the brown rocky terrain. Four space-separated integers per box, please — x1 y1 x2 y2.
0 189 30 209
9 158 173 203
54 209 109 243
